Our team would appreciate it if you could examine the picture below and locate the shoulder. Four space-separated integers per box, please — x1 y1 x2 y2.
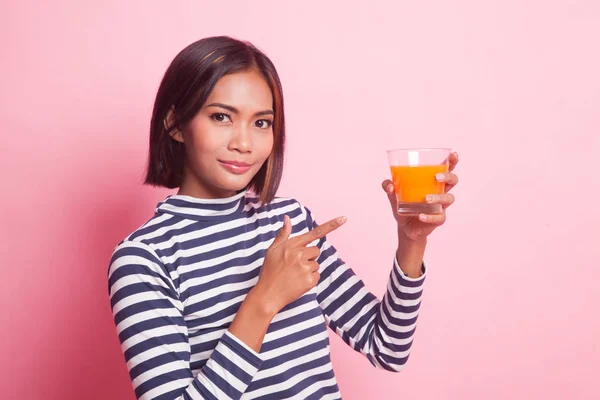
244 192 317 230
111 198 190 259
107 238 170 298
123 211 181 244
245 192 311 217
110 238 160 263
108 213 170 279
109 239 163 278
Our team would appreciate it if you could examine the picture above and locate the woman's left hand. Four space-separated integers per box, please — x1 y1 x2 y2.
382 152 459 242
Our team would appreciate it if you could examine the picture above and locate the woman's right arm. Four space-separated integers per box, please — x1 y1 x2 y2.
109 240 269 400
109 216 343 399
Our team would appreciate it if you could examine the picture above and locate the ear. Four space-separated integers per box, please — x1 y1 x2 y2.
164 107 184 143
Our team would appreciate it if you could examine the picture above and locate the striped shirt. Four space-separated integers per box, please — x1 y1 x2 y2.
108 190 426 400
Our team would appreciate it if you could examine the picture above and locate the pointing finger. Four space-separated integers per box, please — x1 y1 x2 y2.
290 216 347 247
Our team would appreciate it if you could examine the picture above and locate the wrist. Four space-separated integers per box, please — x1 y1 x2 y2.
396 233 427 278
228 285 277 353
397 226 427 246
396 233 427 251
246 285 279 320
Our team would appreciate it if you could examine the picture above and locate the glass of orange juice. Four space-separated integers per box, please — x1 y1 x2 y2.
387 148 451 215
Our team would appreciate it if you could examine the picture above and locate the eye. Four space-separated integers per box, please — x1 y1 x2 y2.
255 119 273 129
210 113 232 123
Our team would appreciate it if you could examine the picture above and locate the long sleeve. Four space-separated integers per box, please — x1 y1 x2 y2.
302 206 426 372
108 240 263 400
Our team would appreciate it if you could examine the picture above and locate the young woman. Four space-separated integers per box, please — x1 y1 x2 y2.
108 36 459 400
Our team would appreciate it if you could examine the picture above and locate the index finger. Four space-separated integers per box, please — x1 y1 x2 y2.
448 152 459 172
290 216 347 247
440 152 459 171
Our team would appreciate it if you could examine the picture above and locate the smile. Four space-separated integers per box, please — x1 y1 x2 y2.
218 160 253 174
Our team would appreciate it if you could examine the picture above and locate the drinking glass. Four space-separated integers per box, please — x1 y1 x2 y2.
387 148 451 215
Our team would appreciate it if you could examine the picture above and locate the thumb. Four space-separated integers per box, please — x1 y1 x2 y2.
272 215 292 247
382 179 396 206
381 179 396 203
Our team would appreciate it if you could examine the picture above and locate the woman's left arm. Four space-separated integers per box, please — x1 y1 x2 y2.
310 152 459 372
391 152 459 278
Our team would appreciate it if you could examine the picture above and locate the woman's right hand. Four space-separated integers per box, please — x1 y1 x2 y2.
229 214 346 352
253 214 347 315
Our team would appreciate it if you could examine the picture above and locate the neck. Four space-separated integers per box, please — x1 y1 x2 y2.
157 188 248 220
178 172 237 199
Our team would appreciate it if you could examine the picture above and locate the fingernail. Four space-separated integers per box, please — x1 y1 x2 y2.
419 214 428 221
425 195 434 203
436 173 445 182
338 216 347 224
387 185 394 192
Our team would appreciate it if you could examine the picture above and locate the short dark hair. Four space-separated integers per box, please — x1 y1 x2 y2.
145 36 286 204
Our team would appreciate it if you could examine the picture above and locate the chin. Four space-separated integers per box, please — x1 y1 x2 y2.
217 176 253 193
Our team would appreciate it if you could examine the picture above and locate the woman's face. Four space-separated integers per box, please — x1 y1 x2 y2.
173 70 275 199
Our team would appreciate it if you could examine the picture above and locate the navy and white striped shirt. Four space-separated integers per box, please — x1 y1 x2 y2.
108 190 426 400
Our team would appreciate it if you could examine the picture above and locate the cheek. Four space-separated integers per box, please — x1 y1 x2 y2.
257 132 275 160
185 123 227 156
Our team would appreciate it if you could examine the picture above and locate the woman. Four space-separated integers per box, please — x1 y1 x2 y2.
108 36 459 400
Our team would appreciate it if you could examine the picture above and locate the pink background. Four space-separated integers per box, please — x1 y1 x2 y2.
1 1 599 399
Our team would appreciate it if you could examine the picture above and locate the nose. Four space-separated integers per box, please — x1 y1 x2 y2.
228 124 251 153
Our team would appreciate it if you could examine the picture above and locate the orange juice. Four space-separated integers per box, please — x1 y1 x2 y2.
390 164 448 202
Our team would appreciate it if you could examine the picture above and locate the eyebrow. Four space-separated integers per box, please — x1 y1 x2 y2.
204 103 274 117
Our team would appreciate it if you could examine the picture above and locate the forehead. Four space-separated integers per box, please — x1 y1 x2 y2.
206 70 273 111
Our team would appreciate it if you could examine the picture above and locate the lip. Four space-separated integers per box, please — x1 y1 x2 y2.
218 160 253 174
